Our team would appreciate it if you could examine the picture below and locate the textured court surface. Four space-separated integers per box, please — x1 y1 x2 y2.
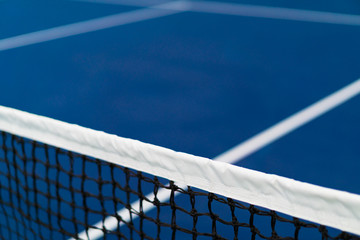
1 0 360 198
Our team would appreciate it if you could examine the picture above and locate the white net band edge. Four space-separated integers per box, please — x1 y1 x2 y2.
0 105 359 235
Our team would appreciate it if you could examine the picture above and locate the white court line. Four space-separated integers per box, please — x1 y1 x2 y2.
188 1 360 26
75 0 360 26
2 0 359 53
215 79 360 163
76 79 360 239
75 185 175 240
0 1 189 52
72 0 171 7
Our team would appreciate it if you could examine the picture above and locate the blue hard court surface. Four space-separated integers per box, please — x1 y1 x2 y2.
1 0 360 238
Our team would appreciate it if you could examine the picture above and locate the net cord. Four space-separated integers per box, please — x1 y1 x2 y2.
0 105 359 236
77 78 360 239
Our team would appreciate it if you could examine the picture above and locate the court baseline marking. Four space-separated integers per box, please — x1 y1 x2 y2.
75 78 360 239
0 1 189 52
73 0 360 26
2 0 360 52
72 0 171 7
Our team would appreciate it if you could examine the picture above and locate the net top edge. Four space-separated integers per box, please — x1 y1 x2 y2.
0 105 359 235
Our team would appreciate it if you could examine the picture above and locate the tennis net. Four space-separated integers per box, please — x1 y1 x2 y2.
0 106 359 240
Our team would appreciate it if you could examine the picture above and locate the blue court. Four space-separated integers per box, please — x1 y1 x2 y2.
1 0 360 238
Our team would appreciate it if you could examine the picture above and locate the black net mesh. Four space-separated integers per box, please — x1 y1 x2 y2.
0 130 358 240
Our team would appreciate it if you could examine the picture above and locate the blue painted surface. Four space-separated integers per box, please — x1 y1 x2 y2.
1 0 360 238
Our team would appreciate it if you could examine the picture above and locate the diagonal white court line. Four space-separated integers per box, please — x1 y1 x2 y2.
2 0 359 53
74 0 360 26
188 1 360 26
215 79 360 163
191 1 360 26
0 1 190 52
76 78 360 239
